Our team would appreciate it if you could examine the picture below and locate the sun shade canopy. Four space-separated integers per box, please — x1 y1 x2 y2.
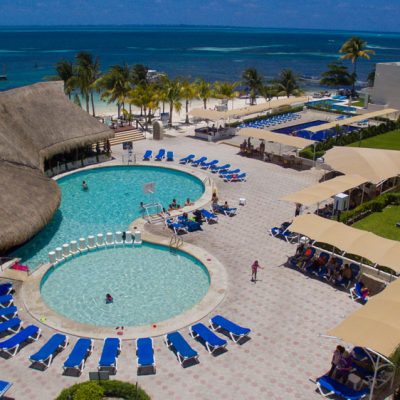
190 96 308 121
289 214 400 273
239 128 315 149
329 277 400 358
324 147 400 184
305 108 398 133
281 174 368 206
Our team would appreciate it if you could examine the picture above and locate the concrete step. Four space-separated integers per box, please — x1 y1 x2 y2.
92 129 145 150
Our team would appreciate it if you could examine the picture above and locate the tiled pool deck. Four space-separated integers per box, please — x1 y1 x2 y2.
2 134 360 400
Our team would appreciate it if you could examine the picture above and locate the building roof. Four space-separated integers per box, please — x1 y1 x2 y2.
281 174 367 206
0 81 113 253
305 108 398 134
324 146 400 184
289 214 400 273
239 127 315 149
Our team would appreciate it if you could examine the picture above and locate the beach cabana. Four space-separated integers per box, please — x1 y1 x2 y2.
304 108 399 136
289 214 400 274
328 278 400 398
0 81 113 253
281 174 367 207
239 127 315 150
324 147 400 185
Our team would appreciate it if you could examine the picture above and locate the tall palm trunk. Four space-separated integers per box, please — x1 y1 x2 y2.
162 101 165 113
185 100 189 124
352 59 358 95
203 99 207 109
85 94 90 113
90 91 96 117
169 101 173 126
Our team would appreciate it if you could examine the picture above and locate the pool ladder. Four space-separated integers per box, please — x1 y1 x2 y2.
169 235 183 253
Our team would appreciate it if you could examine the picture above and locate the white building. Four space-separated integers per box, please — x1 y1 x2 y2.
368 62 400 110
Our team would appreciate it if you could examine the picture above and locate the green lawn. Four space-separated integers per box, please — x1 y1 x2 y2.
353 205 400 241
347 129 400 150
351 98 365 107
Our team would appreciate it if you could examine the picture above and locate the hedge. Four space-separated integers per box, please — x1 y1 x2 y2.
339 192 400 224
56 380 151 400
300 118 400 159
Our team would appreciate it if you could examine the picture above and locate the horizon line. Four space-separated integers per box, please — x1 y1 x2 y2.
0 24 399 34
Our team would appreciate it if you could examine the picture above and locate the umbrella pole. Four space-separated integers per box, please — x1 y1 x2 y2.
369 354 380 400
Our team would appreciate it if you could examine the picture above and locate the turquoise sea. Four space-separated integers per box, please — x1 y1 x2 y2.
1 26 400 91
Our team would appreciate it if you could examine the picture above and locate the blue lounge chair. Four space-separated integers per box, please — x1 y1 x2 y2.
164 332 199 366
136 337 156 373
143 150 152 161
0 283 12 296
192 156 207 167
0 306 18 321
63 338 93 374
189 323 227 354
166 151 174 161
0 295 13 308
0 380 12 398
270 226 297 243
29 333 68 369
210 315 251 343
177 216 202 232
350 282 368 304
0 318 23 335
219 168 240 177
316 375 370 399
224 172 247 182
179 154 195 164
210 163 230 173
98 337 121 374
200 159 219 170
155 149 166 161
0 325 40 357
200 209 218 223
166 219 188 235
212 204 237 217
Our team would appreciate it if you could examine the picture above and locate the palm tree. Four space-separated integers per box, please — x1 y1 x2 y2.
339 37 375 95
73 52 100 116
276 69 303 98
96 64 131 118
131 64 149 86
128 84 159 130
163 78 182 126
242 68 263 105
180 80 198 124
320 62 353 88
47 60 74 99
213 81 239 109
259 84 277 102
196 78 213 109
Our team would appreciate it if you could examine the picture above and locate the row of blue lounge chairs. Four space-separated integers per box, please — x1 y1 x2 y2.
142 149 173 161
165 206 237 235
179 154 247 182
0 310 249 376
238 113 301 129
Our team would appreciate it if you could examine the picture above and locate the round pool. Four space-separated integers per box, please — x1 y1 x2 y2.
40 243 210 327
12 166 204 270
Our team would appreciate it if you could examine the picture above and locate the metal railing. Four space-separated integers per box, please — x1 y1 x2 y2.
169 235 183 253
0 257 17 272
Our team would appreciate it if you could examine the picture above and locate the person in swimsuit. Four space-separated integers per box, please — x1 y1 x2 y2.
251 260 263 282
106 293 113 304
82 181 88 190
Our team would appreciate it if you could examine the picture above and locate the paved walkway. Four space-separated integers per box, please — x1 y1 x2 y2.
2 135 360 400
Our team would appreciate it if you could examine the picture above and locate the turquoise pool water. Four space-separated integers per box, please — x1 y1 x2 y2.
40 244 210 327
12 166 204 270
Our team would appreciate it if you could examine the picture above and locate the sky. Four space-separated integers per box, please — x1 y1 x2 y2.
0 0 399 32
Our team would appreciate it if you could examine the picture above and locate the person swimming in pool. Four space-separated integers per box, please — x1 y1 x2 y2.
106 293 113 304
82 181 88 190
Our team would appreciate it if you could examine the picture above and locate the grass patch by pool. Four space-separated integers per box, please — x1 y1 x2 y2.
347 129 400 150
353 205 400 241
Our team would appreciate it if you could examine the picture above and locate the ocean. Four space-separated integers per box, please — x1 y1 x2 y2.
0 26 399 92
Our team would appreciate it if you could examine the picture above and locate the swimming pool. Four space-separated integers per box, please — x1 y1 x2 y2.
40 243 210 327
273 120 359 141
306 99 357 113
12 166 204 270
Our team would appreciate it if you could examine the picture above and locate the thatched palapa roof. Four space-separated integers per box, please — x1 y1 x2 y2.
0 81 113 253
